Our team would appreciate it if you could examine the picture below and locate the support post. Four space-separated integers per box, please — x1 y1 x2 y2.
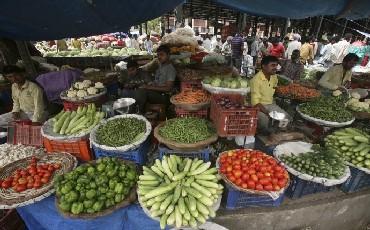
315 16 324 39
15 41 36 78
341 19 348 37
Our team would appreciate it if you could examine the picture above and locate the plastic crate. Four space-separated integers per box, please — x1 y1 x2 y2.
63 96 107 111
175 107 208 119
43 137 93 161
285 175 334 199
180 80 202 91
93 140 150 165
210 94 258 137
340 166 370 193
7 121 42 147
223 185 284 209
158 144 210 162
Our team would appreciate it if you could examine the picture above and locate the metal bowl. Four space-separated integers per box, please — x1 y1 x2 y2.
113 98 136 110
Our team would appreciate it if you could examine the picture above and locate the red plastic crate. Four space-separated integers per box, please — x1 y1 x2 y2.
63 95 107 111
63 101 86 111
180 80 202 91
175 107 208 119
43 137 93 161
210 94 258 137
7 121 43 147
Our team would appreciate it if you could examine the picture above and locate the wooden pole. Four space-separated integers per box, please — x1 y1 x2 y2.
341 19 348 37
15 41 36 78
315 16 324 39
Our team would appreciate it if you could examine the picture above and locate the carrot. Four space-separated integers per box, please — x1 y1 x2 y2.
173 90 210 104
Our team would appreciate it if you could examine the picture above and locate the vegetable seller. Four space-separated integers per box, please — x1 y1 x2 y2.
250 56 290 131
281 49 304 81
137 45 176 112
0 65 47 124
318 53 359 93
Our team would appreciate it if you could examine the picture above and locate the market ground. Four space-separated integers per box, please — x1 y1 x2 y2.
214 188 370 230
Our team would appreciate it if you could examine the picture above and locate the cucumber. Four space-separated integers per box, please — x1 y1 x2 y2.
184 187 202 199
183 205 191 221
59 115 71 135
178 197 186 214
190 159 203 171
353 136 369 143
183 158 192 172
181 188 187 197
196 200 209 216
172 172 186 181
201 168 218 175
189 216 197 228
196 179 219 189
167 212 175 225
155 193 169 202
175 206 182 228
165 204 175 215
146 198 157 207
161 157 174 178
195 213 206 224
150 201 161 211
139 175 160 181
191 182 212 197
196 195 214 206
194 174 217 180
160 194 174 211
172 185 182 204
183 176 195 187
155 159 166 172
150 165 165 177
187 195 197 211
160 214 168 229
138 180 160 186
144 181 177 199
188 162 211 176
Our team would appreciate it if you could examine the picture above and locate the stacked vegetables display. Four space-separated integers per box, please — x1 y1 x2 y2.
95 117 146 147
42 47 147 58
55 157 137 215
52 104 105 135
280 145 346 179
218 150 289 191
202 76 249 89
325 128 370 169
65 80 104 99
298 97 353 122
276 83 320 101
138 156 223 229
172 90 210 104
0 156 61 192
215 96 248 110
159 118 215 144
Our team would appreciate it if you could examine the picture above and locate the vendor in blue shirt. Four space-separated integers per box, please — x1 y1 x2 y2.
132 45 176 113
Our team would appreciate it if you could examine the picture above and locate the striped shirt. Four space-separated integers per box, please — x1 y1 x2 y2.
231 36 244 57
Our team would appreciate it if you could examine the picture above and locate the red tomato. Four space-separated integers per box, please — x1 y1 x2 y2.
1 180 11 189
17 178 27 185
15 184 26 192
259 178 270 186
250 174 258 182
233 170 242 178
41 177 49 184
241 183 248 189
20 170 28 176
271 178 279 185
11 180 18 187
274 165 284 173
226 166 233 172
264 172 271 177
228 175 237 183
241 174 250 182
247 169 256 175
235 178 243 186
247 180 256 189
259 166 268 173
233 164 241 170
273 185 281 191
33 181 41 189
26 183 33 189
256 172 265 179
43 171 51 177
33 175 41 181
255 184 264 191
278 178 287 188
264 184 273 191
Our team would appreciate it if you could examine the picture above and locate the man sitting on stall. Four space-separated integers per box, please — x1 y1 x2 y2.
318 53 359 92
0 65 46 124
281 49 304 81
250 56 289 131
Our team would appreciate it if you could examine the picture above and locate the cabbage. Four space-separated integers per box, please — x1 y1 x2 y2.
239 79 249 88
211 78 222 87
230 80 241 89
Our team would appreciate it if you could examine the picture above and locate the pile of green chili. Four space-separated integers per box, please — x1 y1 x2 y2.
96 118 146 147
299 97 353 122
159 117 215 144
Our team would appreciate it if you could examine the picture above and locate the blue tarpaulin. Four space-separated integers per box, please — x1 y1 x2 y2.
214 0 370 20
0 0 184 41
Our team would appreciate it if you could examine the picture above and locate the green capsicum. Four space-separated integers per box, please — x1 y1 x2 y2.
97 163 106 172
114 183 124 194
87 166 96 175
65 191 79 203
86 208 95 214
92 201 104 212
105 200 114 208
105 191 115 199
114 194 123 203
86 190 96 199
58 201 71 212
99 187 108 194
61 182 73 194
126 170 136 181
71 202 84 214
108 179 118 189
83 200 94 209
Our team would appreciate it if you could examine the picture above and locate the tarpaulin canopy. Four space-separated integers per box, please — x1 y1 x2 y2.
0 0 184 41
213 0 370 20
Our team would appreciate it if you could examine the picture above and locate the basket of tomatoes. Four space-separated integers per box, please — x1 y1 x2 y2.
217 149 290 209
0 153 77 209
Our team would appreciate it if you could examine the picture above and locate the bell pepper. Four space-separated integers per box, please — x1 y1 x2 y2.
87 166 96 175
90 182 97 189
114 194 123 203
106 191 115 199
83 200 94 209
92 201 104 212
86 190 96 199
98 195 107 201
86 208 95 214
99 187 108 194
78 191 86 202
71 202 84 214
97 164 106 172
65 191 79 203
126 170 136 181
77 175 90 184
114 183 124 194
61 182 73 194
58 201 71 212
105 200 114 208
75 165 87 174
107 168 117 178
119 170 126 178
119 165 127 172
95 175 108 185
108 179 118 189
56 187 63 197
122 187 129 196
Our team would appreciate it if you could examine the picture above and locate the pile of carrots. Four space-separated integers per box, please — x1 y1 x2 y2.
276 83 320 100
173 90 210 104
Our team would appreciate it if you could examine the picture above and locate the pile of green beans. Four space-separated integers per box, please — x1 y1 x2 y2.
159 117 215 144
299 97 353 122
96 118 146 147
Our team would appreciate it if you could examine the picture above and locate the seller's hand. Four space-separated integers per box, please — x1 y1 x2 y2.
12 112 20 120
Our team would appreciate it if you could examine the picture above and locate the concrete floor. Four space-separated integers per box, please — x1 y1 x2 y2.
214 188 370 230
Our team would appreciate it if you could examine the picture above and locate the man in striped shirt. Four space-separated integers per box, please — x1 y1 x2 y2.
231 33 244 72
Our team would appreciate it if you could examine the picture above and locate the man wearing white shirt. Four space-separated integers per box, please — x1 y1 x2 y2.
125 34 132 48
318 36 337 67
203 35 212 51
211 36 223 53
285 34 301 59
144 35 153 54
332 33 353 64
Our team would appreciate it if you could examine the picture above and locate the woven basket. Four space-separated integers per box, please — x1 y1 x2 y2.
0 153 77 209
55 159 137 219
60 88 107 103
170 96 210 111
153 121 218 151
216 150 290 199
